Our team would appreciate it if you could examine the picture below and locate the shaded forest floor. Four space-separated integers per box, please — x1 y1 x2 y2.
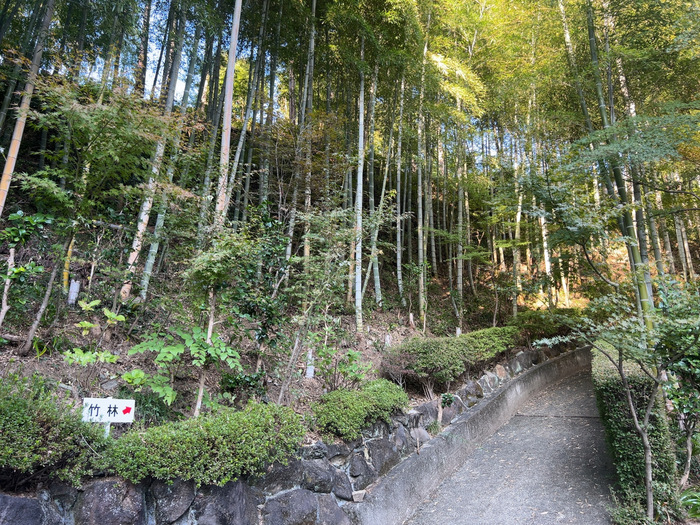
0 271 548 437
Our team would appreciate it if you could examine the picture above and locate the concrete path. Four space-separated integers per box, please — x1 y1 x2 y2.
404 373 615 525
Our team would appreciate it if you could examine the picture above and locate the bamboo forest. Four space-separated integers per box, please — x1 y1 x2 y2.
0 0 699 523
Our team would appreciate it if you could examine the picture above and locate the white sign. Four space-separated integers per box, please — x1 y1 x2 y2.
82 398 135 424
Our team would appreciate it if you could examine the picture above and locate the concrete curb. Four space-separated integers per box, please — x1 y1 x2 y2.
345 346 593 525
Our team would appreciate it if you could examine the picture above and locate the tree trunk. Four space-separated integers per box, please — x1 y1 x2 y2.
261 0 283 208
21 238 68 356
0 0 22 46
0 2 46 136
586 0 653 325
365 76 397 308
367 66 378 216
465 156 475 294
194 32 213 112
367 64 381 304
679 216 695 279
456 161 464 322
395 73 406 307
197 86 225 245
112 23 124 87
539 202 553 307
402 161 410 267
656 191 676 274
69 6 87 79
680 422 696 487
134 0 152 97
62 235 75 294
213 0 243 227
207 34 223 120
0 0 55 219
0 247 15 329
231 51 256 224
285 174 300 268
119 13 183 301
512 151 523 317
139 20 197 300
616 49 657 291
416 12 431 325
428 138 438 278
674 212 689 280
301 0 316 318
354 37 365 333
149 4 171 101
645 193 665 276
226 0 269 214
193 289 216 417
157 2 177 103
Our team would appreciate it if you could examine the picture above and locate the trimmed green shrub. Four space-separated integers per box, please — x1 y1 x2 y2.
362 379 411 423
460 326 519 365
313 379 409 441
507 308 581 344
0 373 108 490
399 336 465 387
384 326 519 396
591 350 680 522
108 402 304 486
313 389 373 441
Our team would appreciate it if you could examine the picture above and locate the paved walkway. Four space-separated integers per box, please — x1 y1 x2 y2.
404 373 615 525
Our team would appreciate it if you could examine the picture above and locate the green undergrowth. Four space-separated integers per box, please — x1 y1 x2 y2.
0 312 570 490
591 349 680 523
313 379 409 440
0 373 109 491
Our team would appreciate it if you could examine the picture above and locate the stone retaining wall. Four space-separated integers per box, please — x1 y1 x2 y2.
347 345 592 525
0 345 590 525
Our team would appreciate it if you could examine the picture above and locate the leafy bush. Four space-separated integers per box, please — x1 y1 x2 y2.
313 379 408 440
313 389 373 441
315 346 371 391
507 308 581 344
362 379 410 423
591 350 680 522
384 326 519 396
398 337 465 395
117 386 181 427
108 402 304 486
426 420 441 435
220 370 267 402
381 342 416 388
460 326 519 366
681 488 700 519
126 326 242 406
0 373 108 490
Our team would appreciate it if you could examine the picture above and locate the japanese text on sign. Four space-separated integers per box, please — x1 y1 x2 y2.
82 398 135 423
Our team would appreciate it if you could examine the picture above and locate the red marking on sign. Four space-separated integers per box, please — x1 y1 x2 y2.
123 406 132 415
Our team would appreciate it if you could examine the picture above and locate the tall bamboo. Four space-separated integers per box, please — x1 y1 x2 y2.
0 0 56 219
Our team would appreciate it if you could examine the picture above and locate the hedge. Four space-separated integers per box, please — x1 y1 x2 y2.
0 373 108 490
591 349 680 522
108 402 305 486
460 326 520 365
313 379 409 440
383 326 520 391
507 308 581 343
2 377 305 489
